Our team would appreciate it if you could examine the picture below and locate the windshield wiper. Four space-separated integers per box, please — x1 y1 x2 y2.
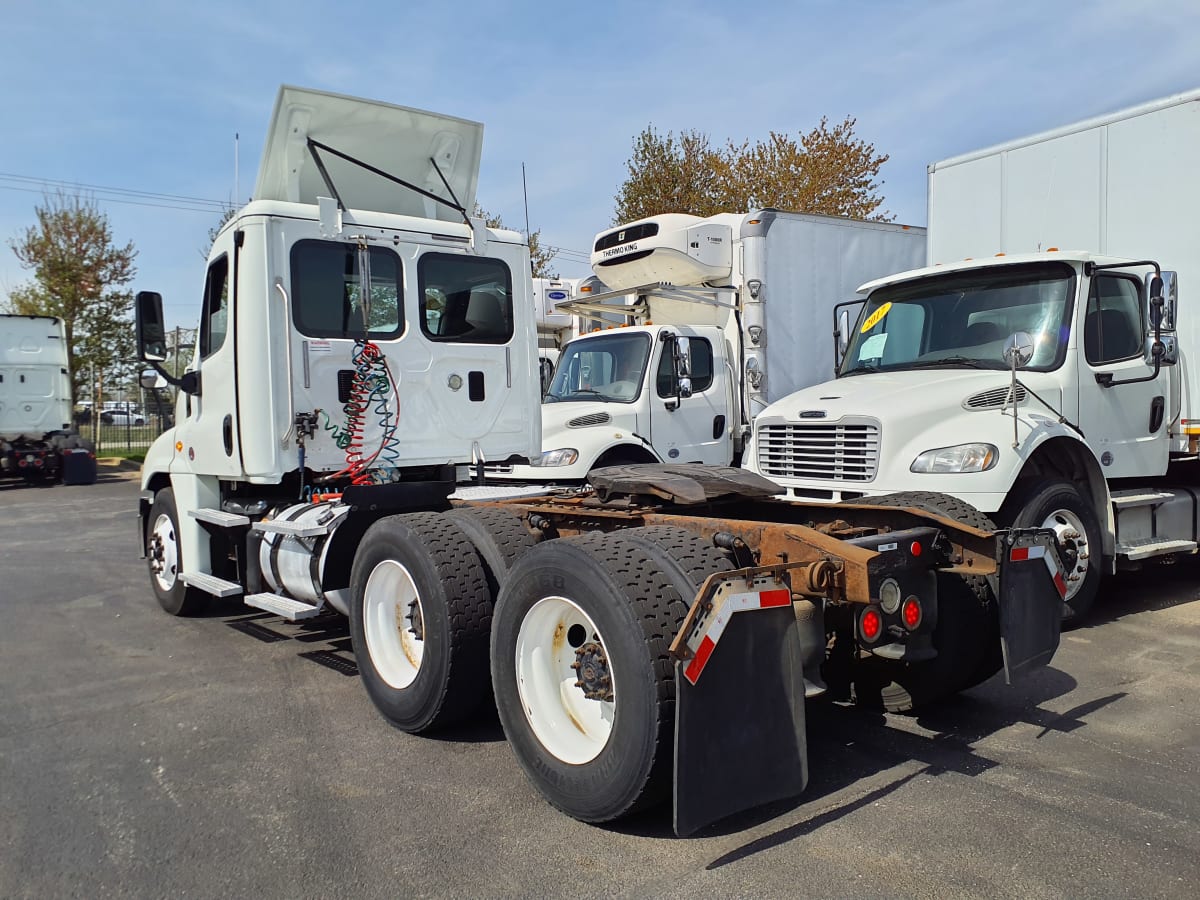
906 356 1001 370
840 363 882 377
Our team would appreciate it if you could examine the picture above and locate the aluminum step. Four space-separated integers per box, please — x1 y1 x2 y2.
1117 538 1198 561
1110 490 1175 510
181 572 244 597
244 592 325 621
252 518 332 538
189 508 250 527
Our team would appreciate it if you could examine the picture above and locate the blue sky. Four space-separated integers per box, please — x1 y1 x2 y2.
2 0 1199 329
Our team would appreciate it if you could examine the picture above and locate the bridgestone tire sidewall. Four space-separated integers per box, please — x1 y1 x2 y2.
1007 480 1101 621
349 518 485 733
491 542 664 823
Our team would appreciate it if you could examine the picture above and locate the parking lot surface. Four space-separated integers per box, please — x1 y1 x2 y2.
2 474 1199 898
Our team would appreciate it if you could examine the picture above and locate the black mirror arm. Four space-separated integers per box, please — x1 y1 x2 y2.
145 359 202 396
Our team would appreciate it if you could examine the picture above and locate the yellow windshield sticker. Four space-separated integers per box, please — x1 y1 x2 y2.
860 301 892 334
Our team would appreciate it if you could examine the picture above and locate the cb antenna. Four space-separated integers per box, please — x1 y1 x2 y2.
234 132 240 206
522 162 531 239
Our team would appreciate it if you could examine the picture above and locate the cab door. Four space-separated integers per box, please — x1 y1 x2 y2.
175 245 242 477
648 327 733 465
1075 272 1169 478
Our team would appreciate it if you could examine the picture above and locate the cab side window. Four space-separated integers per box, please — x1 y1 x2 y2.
419 254 514 344
1084 275 1143 365
199 256 229 359
656 337 714 397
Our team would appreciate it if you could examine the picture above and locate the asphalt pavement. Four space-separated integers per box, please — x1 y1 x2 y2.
2 474 1198 898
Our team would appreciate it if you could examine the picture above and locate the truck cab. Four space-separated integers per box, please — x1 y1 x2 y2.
137 86 540 603
746 250 1180 618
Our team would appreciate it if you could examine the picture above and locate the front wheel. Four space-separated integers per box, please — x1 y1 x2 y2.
1001 480 1101 621
146 489 207 616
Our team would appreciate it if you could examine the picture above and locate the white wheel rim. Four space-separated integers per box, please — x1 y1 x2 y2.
515 596 615 765
363 560 424 689
150 512 179 592
1040 507 1090 603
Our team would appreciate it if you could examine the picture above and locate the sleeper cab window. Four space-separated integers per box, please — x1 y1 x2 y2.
290 241 404 340
418 253 514 344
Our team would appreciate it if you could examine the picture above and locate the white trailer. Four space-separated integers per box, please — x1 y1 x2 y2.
133 85 1068 837
0 314 94 483
745 87 1200 620
491 210 925 481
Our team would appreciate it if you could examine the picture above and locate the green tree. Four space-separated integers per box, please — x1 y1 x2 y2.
474 204 558 278
6 191 139 402
613 116 892 223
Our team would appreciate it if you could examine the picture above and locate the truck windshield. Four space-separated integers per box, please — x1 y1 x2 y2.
545 332 650 404
840 262 1077 376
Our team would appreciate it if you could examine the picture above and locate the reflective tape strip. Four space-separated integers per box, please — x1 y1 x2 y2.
1010 544 1066 599
683 588 790 685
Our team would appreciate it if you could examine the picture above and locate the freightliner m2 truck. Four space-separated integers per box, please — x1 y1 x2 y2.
745 87 1200 622
490 211 925 481
135 85 1069 836
0 314 95 484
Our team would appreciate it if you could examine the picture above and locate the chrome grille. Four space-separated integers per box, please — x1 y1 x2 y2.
756 420 880 481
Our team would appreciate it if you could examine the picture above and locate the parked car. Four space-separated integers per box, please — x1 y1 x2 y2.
100 410 146 426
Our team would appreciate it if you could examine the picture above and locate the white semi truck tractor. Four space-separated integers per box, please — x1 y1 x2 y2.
745 88 1200 622
135 85 1070 836
489 211 925 482
0 314 95 484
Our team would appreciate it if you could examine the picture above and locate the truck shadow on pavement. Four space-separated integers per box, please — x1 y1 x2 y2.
215 604 508 743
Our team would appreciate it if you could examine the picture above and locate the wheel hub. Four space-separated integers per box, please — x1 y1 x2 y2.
1041 508 1089 600
407 597 424 641
571 641 614 702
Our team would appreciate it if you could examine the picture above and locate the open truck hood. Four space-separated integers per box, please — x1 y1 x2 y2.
253 85 483 222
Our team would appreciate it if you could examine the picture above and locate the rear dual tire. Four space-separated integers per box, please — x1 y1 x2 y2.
349 513 492 733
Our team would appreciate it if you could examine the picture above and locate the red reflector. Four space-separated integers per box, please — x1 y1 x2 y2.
902 597 922 630
910 541 922 557
860 607 883 642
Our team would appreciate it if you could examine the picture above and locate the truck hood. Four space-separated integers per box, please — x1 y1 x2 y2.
763 368 1046 421
540 400 641 443
254 85 483 222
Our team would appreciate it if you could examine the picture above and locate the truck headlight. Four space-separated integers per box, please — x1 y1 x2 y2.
529 448 579 467
910 443 998 473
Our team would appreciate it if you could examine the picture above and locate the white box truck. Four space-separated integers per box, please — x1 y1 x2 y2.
0 314 95 484
490 210 925 481
744 87 1200 621
131 85 1068 837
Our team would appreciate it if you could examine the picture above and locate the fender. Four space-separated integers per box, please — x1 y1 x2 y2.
1003 426 1114 560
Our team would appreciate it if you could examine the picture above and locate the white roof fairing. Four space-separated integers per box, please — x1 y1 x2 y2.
253 86 483 223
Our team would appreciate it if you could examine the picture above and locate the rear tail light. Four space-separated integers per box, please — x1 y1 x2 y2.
902 597 923 630
859 606 883 643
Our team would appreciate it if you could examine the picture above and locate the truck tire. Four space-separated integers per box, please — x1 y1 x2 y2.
849 492 1001 713
491 532 689 823
619 526 736 594
349 513 491 733
1000 479 1100 621
445 507 541 599
146 489 208 616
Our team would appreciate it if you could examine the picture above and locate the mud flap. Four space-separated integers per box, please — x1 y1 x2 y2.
996 528 1065 684
672 576 808 837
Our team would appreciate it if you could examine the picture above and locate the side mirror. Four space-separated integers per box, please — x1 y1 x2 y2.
673 336 692 378
140 369 166 390
136 291 168 362
678 377 693 399
1146 270 1178 332
836 309 851 359
1003 331 1035 369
